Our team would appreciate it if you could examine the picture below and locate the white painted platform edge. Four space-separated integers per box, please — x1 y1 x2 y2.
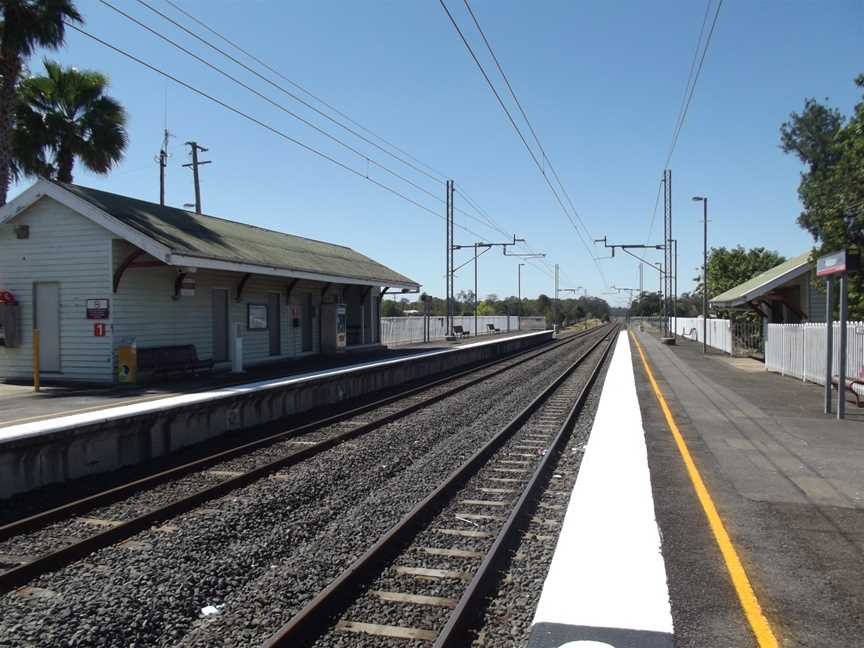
0 331 549 444
531 332 674 634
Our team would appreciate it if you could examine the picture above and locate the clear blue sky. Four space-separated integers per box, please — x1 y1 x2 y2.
10 0 864 307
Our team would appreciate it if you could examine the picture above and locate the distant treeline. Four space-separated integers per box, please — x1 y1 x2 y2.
382 291 611 325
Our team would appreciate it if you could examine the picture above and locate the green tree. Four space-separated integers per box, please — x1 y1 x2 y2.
14 60 127 183
780 74 864 317
703 246 786 300
0 0 82 204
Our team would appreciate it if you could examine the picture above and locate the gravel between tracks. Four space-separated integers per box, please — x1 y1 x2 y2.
0 329 609 648
306 336 613 648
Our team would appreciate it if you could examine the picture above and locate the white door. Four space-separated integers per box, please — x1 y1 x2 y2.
34 282 61 373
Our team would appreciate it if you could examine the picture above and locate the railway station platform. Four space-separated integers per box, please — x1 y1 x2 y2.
0 329 551 499
527 328 864 647
630 329 864 647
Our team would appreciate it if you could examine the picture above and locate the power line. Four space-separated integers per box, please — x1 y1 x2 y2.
438 0 606 287
65 22 497 243
110 2 558 268
134 0 444 186
160 0 448 183
664 0 723 167
461 0 594 247
155 0 567 284
99 1 449 211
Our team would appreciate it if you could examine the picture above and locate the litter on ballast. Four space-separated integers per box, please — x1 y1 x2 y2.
200 604 224 617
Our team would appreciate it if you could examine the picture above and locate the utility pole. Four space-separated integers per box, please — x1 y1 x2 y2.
518 263 525 316
183 141 211 214
554 264 559 332
662 169 675 343
692 196 709 353
155 128 172 206
445 180 452 338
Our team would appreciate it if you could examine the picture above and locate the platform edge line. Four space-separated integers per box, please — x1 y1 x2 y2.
629 331 779 648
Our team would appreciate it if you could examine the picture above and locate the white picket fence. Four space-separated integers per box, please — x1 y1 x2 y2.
765 322 864 387
630 316 733 354
380 315 521 345
670 316 733 354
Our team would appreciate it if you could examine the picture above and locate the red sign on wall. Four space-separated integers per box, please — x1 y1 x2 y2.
93 323 107 337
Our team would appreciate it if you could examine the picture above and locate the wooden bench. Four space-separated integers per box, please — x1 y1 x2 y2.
137 344 215 379
452 325 470 339
831 367 864 407
486 323 500 334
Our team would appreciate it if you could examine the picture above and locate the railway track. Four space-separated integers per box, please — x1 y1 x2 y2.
263 325 618 647
0 325 611 596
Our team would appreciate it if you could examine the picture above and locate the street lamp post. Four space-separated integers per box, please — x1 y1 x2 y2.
692 196 708 353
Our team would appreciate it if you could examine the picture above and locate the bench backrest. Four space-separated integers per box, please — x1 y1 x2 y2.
453 325 464 333
138 344 199 369
486 323 495 329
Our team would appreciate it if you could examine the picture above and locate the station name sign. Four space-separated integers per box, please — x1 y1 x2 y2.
816 249 860 277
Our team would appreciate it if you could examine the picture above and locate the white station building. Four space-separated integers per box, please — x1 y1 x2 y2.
0 179 419 384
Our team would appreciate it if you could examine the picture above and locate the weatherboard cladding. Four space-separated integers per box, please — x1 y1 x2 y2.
0 198 115 383
710 252 812 307
110 240 342 364
54 181 417 288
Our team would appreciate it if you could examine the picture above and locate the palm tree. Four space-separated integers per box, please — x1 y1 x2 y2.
0 0 82 204
15 59 127 183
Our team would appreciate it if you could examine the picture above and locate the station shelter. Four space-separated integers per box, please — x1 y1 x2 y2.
0 179 419 384
710 251 826 324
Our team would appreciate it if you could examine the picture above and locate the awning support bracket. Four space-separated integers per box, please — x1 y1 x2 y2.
235 273 252 303
113 248 145 293
172 272 188 301
285 278 300 301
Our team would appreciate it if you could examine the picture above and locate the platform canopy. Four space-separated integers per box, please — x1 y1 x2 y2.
2 178 419 290
710 252 812 310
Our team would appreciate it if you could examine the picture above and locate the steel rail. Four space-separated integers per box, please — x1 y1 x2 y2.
434 328 617 646
0 326 609 594
262 325 618 647
0 328 598 542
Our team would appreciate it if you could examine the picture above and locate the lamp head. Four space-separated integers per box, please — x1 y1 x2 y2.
692 196 706 202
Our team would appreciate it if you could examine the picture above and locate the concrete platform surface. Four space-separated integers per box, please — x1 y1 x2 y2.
633 328 864 647
0 330 532 429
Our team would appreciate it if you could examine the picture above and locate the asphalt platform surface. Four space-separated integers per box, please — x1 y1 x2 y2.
633 329 864 648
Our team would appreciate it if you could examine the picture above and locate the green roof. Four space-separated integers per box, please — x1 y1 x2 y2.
710 252 812 308
53 181 418 288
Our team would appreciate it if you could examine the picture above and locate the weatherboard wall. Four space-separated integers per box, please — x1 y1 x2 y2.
0 197 115 383
111 240 336 367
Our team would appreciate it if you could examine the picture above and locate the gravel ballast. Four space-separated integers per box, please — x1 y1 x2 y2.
0 329 610 647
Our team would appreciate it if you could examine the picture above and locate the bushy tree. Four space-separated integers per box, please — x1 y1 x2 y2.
780 74 864 317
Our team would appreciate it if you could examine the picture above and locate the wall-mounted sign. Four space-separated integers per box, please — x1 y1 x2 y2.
93 323 107 337
817 249 860 276
86 299 110 320
247 304 268 330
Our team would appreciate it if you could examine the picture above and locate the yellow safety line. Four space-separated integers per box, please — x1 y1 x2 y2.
630 331 779 648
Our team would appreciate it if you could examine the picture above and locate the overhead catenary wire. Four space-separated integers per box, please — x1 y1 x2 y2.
664 0 724 168
65 22 497 244
133 0 443 186
154 0 565 285
461 0 594 247
127 1 561 283
160 0 449 184
99 1 445 207
438 0 606 287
